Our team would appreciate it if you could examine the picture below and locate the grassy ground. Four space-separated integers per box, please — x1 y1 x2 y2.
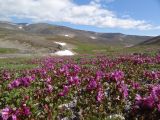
46 35 160 55
0 57 38 70
0 48 19 54
0 45 158 76
74 44 160 56
0 37 159 70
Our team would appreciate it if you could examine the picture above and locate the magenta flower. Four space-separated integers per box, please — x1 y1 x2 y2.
0 107 18 120
8 75 35 89
21 104 31 116
110 70 124 81
2 71 11 81
135 95 155 110
135 94 142 101
143 96 155 109
87 79 97 90
46 84 53 93
96 88 104 102
95 71 104 81
68 76 80 85
118 81 128 99
45 76 52 83
11 115 17 120
1 107 10 120
58 85 69 96
132 82 140 89
157 104 160 112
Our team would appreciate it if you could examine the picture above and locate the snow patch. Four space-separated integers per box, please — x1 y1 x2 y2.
19 26 23 29
54 50 74 56
90 36 96 39
125 44 134 48
65 34 69 37
54 42 66 46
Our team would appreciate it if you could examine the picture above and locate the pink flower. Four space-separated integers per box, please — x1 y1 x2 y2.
96 88 104 102
110 70 124 81
132 82 140 89
2 71 11 80
135 94 142 101
157 104 160 112
45 76 52 83
87 79 97 90
0 107 18 120
11 115 17 120
58 85 69 96
8 75 35 89
1 107 10 120
118 81 128 99
21 104 31 116
46 84 53 93
68 76 80 85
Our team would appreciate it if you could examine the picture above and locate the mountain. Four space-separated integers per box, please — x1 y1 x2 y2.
0 21 153 56
138 36 160 45
0 21 152 44
0 21 20 30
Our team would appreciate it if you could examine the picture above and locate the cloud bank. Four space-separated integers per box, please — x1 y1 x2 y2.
0 0 159 30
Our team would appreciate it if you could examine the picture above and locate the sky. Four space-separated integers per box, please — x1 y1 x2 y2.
0 0 160 36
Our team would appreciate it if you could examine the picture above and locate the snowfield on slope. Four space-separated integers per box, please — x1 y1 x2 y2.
54 42 66 46
54 41 75 56
54 50 75 56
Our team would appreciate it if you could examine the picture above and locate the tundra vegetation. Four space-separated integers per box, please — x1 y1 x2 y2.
0 48 160 120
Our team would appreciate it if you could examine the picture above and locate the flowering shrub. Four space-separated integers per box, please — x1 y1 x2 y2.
0 52 160 119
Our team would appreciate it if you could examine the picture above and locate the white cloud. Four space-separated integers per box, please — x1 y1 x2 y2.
93 0 115 3
0 0 159 30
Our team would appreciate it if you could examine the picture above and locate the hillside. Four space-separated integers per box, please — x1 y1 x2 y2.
0 21 153 57
138 36 160 45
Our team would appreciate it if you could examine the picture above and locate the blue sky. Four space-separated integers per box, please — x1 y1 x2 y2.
72 0 160 35
0 0 160 36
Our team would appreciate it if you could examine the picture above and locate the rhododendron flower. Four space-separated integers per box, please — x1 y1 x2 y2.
110 70 124 81
151 85 160 101
135 95 155 110
95 71 104 81
8 80 20 89
135 94 142 101
58 85 69 96
21 104 31 116
45 84 53 93
11 115 17 120
96 88 104 102
0 107 18 120
73 64 81 73
1 107 10 120
87 79 97 90
143 96 155 109
45 76 52 83
144 71 159 80
132 82 140 89
118 81 128 99
68 76 80 85
157 104 160 112
8 75 35 89
2 71 11 80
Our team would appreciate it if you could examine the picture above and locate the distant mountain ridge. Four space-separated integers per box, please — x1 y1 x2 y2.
138 36 160 45
0 21 153 46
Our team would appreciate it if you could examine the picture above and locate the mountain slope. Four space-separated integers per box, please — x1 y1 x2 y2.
0 21 154 56
139 36 160 45
23 23 152 46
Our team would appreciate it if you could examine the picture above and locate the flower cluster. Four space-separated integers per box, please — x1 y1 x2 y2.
8 75 35 89
0 51 160 119
0 104 31 120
